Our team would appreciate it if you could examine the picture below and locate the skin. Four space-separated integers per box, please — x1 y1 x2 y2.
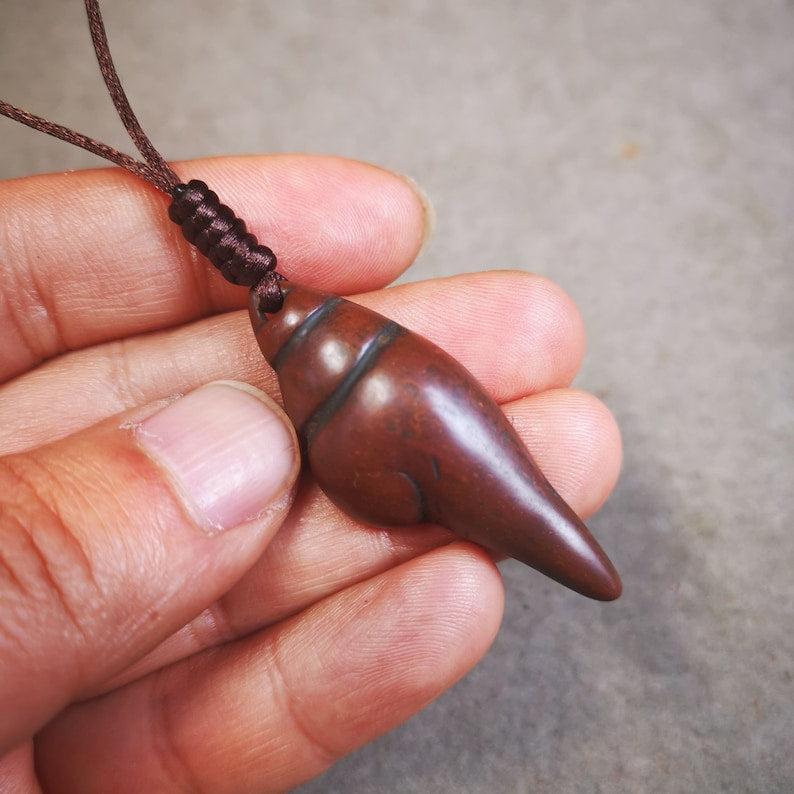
0 154 621 792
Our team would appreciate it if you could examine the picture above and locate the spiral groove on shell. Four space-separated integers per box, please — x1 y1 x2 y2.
168 179 283 311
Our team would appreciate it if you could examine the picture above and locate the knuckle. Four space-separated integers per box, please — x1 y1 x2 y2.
146 672 205 793
267 639 340 769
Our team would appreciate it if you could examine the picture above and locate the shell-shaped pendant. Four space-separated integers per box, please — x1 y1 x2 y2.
249 284 621 601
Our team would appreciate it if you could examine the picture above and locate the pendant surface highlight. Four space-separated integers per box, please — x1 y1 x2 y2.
249 284 621 601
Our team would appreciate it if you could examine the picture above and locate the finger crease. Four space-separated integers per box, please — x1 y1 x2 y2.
147 671 206 793
184 240 214 318
0 212 66 364
267 637 340 768
183 600 235 655
105 338 148 409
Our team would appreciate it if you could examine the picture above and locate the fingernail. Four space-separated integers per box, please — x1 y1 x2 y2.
133 382 299 532
401 174 436 253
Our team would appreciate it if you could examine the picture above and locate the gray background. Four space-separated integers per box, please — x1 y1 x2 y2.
1 1 792 791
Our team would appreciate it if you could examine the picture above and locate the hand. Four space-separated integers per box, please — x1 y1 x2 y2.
0 156 621 792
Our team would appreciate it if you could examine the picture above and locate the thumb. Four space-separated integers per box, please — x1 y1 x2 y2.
0 381 299 752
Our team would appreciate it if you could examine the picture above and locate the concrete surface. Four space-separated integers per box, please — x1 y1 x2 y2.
1 1 791 791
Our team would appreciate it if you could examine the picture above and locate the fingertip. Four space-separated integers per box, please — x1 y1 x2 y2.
561 389 623 517
172 154 430 293
255 542 505 783
511 273 587 390
398 172 436 253
359 271 588 401
132 381 300 533
508 388 623 519
360 543 504 686
418 542 506 646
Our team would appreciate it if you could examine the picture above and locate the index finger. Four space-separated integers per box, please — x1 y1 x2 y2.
0 154 427 381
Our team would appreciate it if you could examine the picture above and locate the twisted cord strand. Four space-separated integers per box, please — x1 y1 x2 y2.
0 100 170 191
83 0 179 193
0 3 177 194
0 0 283 309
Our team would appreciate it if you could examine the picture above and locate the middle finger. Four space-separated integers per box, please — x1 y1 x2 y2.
0 271 584 454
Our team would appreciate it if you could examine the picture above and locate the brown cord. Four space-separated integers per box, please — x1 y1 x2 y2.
0 100 174 192
0 0 283 310
83 0 179 193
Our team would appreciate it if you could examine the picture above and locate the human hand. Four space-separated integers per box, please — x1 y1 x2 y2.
0 156 621 792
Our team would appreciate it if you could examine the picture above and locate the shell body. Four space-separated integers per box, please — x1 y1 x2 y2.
249 284 621 601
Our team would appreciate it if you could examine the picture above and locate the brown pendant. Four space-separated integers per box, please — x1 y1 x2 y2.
249 283 622 601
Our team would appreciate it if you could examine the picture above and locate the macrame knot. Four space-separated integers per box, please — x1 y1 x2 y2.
168 179 283 311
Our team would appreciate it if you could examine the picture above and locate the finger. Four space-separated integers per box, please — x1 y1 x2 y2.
507 388 623 517
0 743 35 792
103 387 621 690
36 544 504 793
0 155 428 380
359 270 586 402
0 271 584 454
0 382 300 753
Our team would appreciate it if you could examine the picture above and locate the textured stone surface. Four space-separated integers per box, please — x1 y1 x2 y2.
2 1 791 791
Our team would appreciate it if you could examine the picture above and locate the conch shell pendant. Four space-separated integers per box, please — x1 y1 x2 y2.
250 284 621 601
